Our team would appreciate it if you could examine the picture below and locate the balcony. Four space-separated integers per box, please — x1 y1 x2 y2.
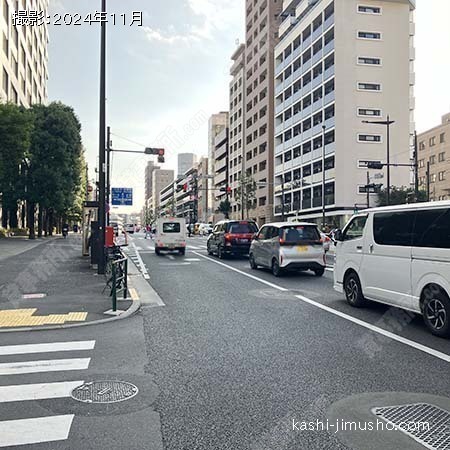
292 134 302 146
303 80 312 93
312 99 323 113
275 82 284 96
293 46 302 59
323 90 335 105
312 75 322 90
302 104 312 118
324 116 335 130
275 102 284 115
275 142 284 155
323 14 334 32
325 141 336 156
303 128 312 141
275 122 284 135
291 111 302 126
311 123 323 137
275 61 284 76
292 66 302 81
303 59 312 72
302 36 311 50
312 26 323 43
323 39 334 57
312 51 322 66
284 74 293 87
285 53 293 67
285 117 293 128
292 89 302 103
323 64 334 81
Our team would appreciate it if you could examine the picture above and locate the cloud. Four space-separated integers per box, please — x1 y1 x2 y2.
143 26 200 44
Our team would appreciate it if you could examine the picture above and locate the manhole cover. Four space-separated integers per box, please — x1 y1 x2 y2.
71 380 138 404
372 403 450 449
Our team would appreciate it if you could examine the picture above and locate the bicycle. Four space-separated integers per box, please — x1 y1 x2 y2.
103 245 126 295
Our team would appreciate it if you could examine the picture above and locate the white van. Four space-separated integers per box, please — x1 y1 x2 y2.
334 201 450 338
154 217 187 256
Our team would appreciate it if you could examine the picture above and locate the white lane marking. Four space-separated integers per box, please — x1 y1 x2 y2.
167 255 175 260
188 246 201 250
132 242 150 279
0 358 91 375
184 258 201 262
295 294 450 364
192 252 288 292
0 415 74 448
0 381 84 403
193 251 450 364
159 263 191 266
0 340 95 356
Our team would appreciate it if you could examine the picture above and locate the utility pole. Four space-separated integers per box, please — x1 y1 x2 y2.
97 0 107 274
413 131 419 200
106 126 111 225
322 125 326 230
366 171 370 209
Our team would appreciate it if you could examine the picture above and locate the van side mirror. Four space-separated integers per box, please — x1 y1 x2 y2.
334 229 343 242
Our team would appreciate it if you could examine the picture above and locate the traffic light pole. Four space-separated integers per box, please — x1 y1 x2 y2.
97 0 107 275
106 125 111 226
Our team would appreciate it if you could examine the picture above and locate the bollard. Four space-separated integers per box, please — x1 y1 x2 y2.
112 262 117 312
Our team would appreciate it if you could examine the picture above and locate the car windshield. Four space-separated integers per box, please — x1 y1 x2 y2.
163 222 181 233
280 225 320 243
227 222 258 234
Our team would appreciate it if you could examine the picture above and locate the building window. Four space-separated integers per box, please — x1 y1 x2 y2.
439 171 446 181
358 57 381 65
358 82 381 91
358 134 382 143
440 132 446 143
430 155 436 165
2 33 8 56
430 173 436 183
418 159 424 168
429 136 436 146
358 31 381 40
2 68 8 96
439 152 445 162
358 108 382 117
419 141 425 150
358 5 381 14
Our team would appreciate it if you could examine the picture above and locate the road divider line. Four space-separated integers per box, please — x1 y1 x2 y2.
0 340 95 356
132 242 150 279
0 358 91 375
192 252 288 292
0 381 84 403
295 294 450 364
0 414 74 448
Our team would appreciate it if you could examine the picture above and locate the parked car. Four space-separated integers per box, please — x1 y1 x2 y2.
249 222 326 277
154 217 187 255
333 201 450 338
207 220 259 258
124 223 135 234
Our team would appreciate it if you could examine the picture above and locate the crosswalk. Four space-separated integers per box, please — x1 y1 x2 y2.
0 339 95 447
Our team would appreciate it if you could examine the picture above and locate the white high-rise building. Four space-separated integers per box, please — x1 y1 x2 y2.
0 0 49 106
274 0 415 227
177 153 196 178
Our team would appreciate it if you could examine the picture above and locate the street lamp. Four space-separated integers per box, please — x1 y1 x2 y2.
362 115 395 206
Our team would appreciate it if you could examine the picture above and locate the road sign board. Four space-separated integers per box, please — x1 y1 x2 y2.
111 187 133 206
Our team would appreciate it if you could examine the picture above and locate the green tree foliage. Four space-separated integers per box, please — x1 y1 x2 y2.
217 199 231 218
234 174 257 217
377 186 428 207
0 103 34 228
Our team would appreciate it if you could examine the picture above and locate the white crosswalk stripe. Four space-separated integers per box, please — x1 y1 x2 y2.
0 339 95 448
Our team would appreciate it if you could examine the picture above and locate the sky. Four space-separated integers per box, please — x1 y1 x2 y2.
47 0 450 214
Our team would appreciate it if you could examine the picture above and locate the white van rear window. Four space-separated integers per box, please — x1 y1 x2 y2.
163 223 181 233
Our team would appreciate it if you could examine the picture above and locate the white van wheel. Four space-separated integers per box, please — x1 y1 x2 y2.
344 272 366 307
423 290 450 338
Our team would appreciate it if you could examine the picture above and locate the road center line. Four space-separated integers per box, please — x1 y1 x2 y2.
192 251 450 364
192 252 288 292
131 243 150 278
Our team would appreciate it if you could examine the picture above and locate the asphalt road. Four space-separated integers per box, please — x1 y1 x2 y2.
1 232 450 449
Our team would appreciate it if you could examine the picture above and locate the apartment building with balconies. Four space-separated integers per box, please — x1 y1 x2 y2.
418 112 450 201
243 0 283 225
1 0 49 106
273 0 415 227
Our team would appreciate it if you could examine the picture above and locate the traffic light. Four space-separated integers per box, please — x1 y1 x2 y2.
367 161 384 170
144 147 164 155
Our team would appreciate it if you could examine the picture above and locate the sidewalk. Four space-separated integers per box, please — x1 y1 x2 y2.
0 234 136 331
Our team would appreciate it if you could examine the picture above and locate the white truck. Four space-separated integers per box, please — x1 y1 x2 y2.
154 217 187 256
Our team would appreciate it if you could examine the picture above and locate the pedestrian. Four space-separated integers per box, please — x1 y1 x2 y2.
145 224 151 239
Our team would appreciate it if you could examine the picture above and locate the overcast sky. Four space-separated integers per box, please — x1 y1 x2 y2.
47 0 450 213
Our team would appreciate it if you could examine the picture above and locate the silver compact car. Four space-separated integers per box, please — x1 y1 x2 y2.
249 222 326 277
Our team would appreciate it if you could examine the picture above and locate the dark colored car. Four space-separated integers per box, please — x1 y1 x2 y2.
207 220 259 258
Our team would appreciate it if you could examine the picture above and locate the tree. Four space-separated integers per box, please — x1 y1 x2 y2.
377 186 428 207
234 174 257 218
217 199 231 218
0 103 33 228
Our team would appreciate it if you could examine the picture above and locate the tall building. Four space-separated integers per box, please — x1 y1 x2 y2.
150 169 174 214
243 0 282 226
177 153 196 178
213 126 229 219
274 0 415 227
144 161 159 202
0 0 49 106
208 112 228 219
196 156 209 223
418 113 450 201
229 44 246 220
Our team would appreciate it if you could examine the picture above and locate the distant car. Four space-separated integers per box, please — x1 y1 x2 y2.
249 222 326 277
124 223 135 234
198 223 213 236
207 220 259 258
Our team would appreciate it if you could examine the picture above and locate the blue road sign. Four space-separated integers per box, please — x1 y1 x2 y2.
111 187 133 206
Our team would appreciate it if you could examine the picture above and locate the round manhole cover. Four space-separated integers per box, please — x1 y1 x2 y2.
71 380 138 404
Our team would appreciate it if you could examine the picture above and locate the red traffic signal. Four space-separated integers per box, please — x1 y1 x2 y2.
144 147 165 155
